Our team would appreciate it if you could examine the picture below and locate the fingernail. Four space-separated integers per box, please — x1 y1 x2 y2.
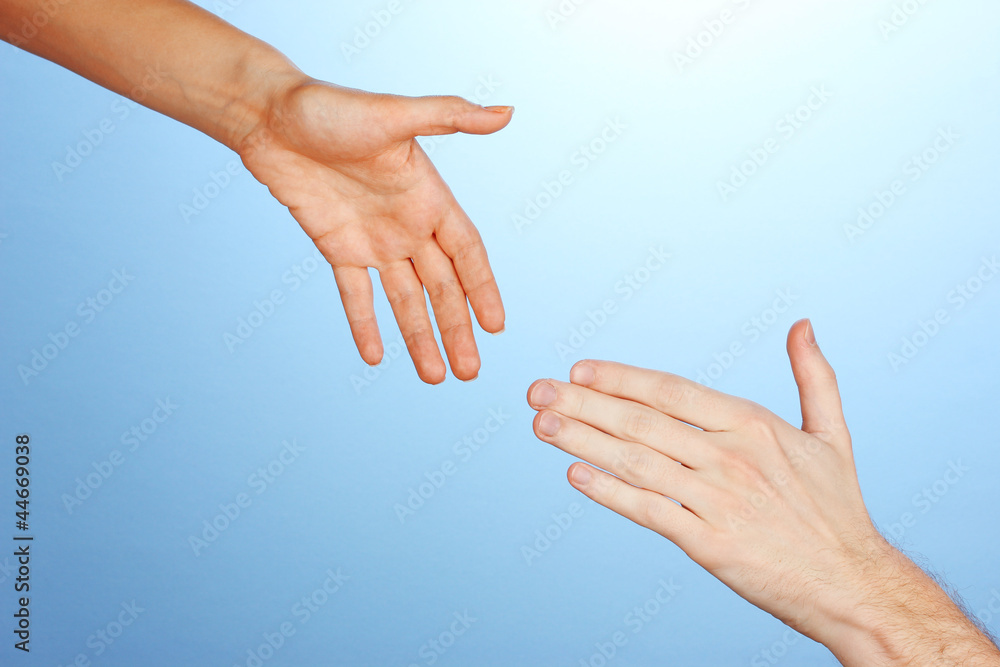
461 375 479 383
484 105 514 113
804 319 817 347
491 327 506 337
570 464 592 486
538 412 561 437
570 362 595 386
531 381 557 408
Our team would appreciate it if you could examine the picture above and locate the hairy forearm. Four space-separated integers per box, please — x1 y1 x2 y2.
824 538 1000 666
0 0 307 149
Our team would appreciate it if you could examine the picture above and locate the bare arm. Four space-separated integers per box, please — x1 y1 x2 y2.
528 319 1000 665
2 0 514 383
2 0 295 150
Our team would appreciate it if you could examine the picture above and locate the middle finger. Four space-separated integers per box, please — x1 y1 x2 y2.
527 379 710 470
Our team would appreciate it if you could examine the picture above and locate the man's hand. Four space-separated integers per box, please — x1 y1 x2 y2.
527 319 1000 666
239 82 512 383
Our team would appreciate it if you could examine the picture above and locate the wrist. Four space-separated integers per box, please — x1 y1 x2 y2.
811 536 997 666
218 42 310 153
814 538 921 665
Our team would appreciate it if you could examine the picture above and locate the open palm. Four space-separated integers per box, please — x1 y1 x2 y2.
238 80 513 383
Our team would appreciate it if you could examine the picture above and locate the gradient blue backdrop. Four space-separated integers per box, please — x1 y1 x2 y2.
2 0 999 665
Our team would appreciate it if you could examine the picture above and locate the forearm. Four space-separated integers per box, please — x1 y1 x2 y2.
0 0 307 150
823 538 999 666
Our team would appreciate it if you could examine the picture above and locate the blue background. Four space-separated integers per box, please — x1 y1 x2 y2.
2 0 999 665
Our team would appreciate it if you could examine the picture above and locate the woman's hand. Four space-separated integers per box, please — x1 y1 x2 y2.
239 81 512 383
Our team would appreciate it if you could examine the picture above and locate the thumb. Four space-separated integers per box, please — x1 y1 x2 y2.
786 319 850 443
393 95 514 140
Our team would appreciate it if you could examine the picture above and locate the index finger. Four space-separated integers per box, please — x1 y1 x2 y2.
436 205 505 334
568 360 755 432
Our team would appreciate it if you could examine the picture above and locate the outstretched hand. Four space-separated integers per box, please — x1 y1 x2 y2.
239 80 512 383
528 320 1000 666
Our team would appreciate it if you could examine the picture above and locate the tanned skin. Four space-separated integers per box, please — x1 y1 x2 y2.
1 0 514 384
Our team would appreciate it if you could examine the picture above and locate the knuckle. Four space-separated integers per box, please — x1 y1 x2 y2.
640 496 668 528
443 96 473 124
402 327 434 348
391 285 422 306
613 445 652 481
723 449 767 487
654 377 692 412
348 313 378 329
438 320 468 339
623 409 656 441
428 276 461 300
736 401 779 436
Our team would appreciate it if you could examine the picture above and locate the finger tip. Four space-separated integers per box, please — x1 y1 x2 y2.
475 309 505 335
449 350 482 383
569 360 596 386
567 463 593 488
362 348 384 367
418 364 448 386
531 410 545 434
527 379 558 410
470 106 514 133
456 366 480 383
525 380 543 406
788 319 816 350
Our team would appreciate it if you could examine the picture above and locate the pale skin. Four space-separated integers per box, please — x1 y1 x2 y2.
529 319 1000 665
0 0 513 383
